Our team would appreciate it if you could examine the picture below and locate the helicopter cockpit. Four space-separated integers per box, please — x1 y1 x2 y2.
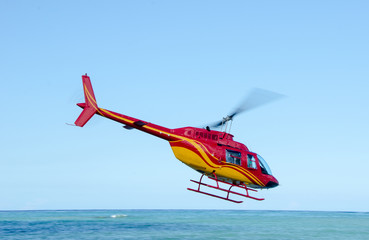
257 154 273 175
247 154 273 175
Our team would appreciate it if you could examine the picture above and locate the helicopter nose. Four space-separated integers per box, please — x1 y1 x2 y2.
265 176 279 188
265 181 279 188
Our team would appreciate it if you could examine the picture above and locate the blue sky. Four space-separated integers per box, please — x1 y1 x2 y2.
1 0 368 211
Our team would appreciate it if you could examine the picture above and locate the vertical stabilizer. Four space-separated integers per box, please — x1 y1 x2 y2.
74 74 98 127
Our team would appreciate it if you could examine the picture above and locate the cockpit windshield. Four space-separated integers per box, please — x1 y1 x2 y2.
257 154 273 175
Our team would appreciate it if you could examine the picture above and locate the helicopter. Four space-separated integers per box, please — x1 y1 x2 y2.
74 74 281 203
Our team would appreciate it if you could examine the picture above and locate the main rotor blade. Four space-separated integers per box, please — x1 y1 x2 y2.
207 88 284 128
229 88 285 118
208 120 224 128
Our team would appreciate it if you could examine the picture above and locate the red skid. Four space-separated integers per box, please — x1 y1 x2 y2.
187 173 264 203
187 188 243 203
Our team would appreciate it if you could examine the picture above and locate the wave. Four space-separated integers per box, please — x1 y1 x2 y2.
110 214 127 218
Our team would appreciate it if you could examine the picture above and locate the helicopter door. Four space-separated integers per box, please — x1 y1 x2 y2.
226 149 241 166
247 154 257 169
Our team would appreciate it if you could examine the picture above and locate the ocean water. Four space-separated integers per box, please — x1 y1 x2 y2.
0 210 368 239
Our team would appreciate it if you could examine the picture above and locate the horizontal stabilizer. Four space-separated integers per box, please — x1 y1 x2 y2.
75 107 97 127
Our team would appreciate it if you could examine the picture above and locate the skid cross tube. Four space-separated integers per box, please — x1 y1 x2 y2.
187 173 264 203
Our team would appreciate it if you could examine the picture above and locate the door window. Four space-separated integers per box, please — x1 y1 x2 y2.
247 154 257 169
226 150 241 165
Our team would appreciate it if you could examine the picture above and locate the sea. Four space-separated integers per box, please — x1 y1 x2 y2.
0 210 368 239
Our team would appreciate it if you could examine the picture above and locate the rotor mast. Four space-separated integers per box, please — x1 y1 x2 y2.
219 115 234 134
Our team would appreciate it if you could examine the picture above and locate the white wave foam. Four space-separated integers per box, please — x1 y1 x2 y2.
110 214 127 218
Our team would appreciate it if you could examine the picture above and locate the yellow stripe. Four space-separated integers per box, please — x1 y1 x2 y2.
188 139 264 186
84 84 104 116
84 84 97 105
100 108 134 124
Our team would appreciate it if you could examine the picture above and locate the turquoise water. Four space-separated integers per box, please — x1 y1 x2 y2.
1 210 368 239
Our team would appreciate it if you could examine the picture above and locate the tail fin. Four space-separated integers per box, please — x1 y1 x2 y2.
74 74 98 127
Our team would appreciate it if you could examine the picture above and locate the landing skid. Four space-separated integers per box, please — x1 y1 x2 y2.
187 173 264 203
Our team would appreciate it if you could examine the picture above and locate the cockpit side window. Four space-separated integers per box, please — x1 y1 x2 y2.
247 154 257 169
226 150 241 165
257 154 273 175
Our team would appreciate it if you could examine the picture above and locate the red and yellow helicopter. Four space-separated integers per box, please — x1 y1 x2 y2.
74 74 281 203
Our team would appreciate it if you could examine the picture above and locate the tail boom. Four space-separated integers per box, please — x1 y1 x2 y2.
73 74 177 141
